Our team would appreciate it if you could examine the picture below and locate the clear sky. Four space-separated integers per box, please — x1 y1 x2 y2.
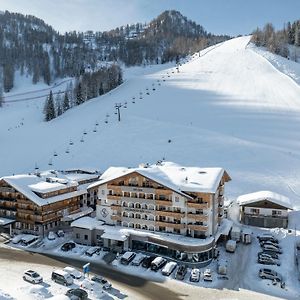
0 0 299 36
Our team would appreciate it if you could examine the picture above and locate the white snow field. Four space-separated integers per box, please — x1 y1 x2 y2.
1 35 300 206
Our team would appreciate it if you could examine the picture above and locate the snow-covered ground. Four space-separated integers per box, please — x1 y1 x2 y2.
1 36 300 208
2 229 292 300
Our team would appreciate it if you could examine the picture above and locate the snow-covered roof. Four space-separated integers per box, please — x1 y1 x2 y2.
0 217 15 226
88 161 230 195
237 191 293 210
1 174 85 206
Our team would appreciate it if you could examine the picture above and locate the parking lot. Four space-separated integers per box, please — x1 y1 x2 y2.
7 226 300 300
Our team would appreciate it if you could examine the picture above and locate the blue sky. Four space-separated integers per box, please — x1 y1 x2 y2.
0 0 299 35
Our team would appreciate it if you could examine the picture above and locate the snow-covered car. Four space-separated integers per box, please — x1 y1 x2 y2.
85 246 101 257
65 288 88 300
260 240 280 248
190 268 200 282
91 275 112 290
258 256 280 266
11 235 23 244
257 235 278 243
258 251 279 260
203 269 213 282
262 244 282 254
63 266 82 279
20 235 39 246
259 268 282 282
131 254 147 266
61 242 76 252
48 231 56 240
57 230 65 237
23 270 43 284
161 261 177 276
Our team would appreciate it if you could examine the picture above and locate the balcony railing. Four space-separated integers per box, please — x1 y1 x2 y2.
187 202 208 209
187 213 208 221
156 221 184 229
107 194 121 200
155 199 172 206
156 210 184 218
187 224 208 231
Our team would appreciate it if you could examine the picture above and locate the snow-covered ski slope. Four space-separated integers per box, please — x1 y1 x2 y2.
2 35 300 205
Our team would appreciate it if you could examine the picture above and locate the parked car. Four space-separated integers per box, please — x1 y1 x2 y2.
258 256 280 266
63 266 82 279
85 246 101 257
257 235 278 243
23 270 43 284
20 235 39 246
190 268 200 282
65 288 88 300
175 265 187 280
151 257 167 272
120 252 136 265
142 256 156 268
262 244 282 254
258 251 279 260
91 275 112 290
47 231 56 240
203 269 213 282
131 254 147 266
57 230 65 237
260 240 280 248
61 242 76 252
161 261 177 276
259 268 282 282
11 235 23 244
52 269 74 286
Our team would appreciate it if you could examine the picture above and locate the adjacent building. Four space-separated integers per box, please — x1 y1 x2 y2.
0 169 100 236
238 191 293 228
72 161 231 265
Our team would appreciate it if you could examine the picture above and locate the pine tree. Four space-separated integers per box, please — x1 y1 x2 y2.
75 82 84 105
44 90 56 121
63 91 70 112
0 67 4 107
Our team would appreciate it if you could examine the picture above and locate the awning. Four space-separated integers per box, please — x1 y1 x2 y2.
101 232 128 242
0 217 16 226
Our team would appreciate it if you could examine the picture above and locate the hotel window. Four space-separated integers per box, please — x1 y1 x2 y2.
102 190 105 195
84 234 88 240
175 196 180 202
159 195 166 200
76 233 80 239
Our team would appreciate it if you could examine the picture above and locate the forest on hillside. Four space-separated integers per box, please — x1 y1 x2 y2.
251 20 300 61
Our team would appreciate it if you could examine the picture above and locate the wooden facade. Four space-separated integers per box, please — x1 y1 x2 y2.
0 179 81 236
96 170 229 239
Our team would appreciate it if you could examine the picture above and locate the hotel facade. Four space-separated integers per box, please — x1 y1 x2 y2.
72 162 231 265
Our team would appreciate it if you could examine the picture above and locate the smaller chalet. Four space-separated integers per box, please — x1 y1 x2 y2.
237 191 293 229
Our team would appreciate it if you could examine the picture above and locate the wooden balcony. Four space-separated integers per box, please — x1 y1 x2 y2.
156 210 184 218
111 214 121 221
111 204 121 211
156 221 184 229
155 200 172 206
107 195 121 200
187 224 208 231
187 213 208 221
187 202 208 209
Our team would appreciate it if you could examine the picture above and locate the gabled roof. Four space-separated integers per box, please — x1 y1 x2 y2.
1 174 84 206
88 162 230 196
237 191 293 210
